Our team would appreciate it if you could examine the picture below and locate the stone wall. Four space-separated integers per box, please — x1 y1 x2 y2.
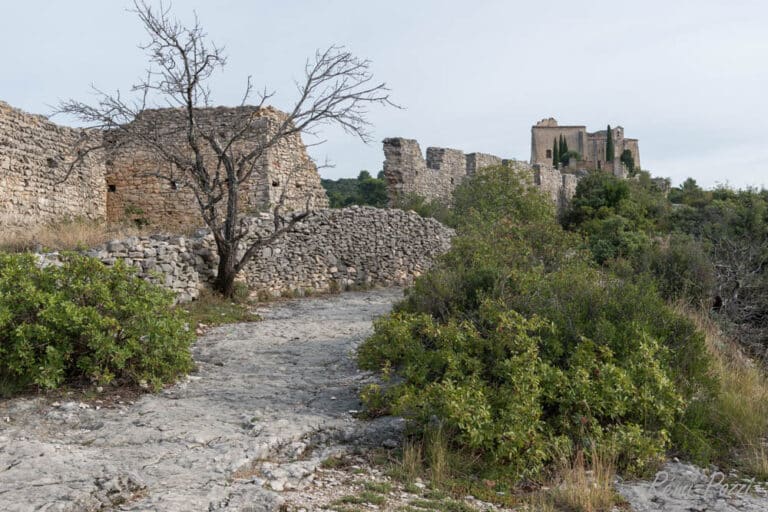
105 106 328 230
193 206 454 296
382 137 577 209
0 100 327 232
52 207 453 302
0 101 106 230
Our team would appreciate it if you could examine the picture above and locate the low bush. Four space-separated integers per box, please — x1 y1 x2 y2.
0 253 194 395
358 167 717 481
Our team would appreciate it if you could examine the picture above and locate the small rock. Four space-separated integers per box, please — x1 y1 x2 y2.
381 438 398 449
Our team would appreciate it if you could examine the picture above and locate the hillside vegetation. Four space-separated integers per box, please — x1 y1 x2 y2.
358 166 768 503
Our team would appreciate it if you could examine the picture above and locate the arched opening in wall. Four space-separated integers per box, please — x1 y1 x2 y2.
170 180 178 190
272 180 280 187
108 184 117 193
450 178 454 184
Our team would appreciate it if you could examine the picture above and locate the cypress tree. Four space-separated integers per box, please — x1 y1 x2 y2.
553 137 559 168
561 136 569 158
606 124 615 161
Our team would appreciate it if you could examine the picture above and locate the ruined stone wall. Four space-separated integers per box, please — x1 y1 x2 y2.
624 138 641 169
193 206 454 296
466 153 503 175
382 137 578 210
382 138 530 204
534 167 583 211
52 207 454 301
105 106 328 230
0 101 106 229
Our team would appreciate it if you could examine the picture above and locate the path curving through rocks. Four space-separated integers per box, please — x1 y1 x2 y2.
0 288 404 511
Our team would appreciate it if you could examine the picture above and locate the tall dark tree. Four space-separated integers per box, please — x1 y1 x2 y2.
561 135 569 161
553 137 559 168
606 124 615 162
56 1 396 297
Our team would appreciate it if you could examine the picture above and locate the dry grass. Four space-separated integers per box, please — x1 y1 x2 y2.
681 305 768 477
425 425 449 489
0 218 148 253
527 448 617 512
553 449 617 512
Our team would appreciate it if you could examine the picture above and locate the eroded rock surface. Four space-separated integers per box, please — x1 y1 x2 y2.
0 288 404 511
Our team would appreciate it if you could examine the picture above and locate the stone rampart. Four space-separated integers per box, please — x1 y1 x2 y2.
0 101 106 230
382 137 578 209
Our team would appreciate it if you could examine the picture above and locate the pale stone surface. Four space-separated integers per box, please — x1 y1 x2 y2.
382 137 579 210
105 106 328 230
0 288 404 511
0 100 327 232
530 117 641 171
193 206 455 297
0 101 106 229
618 461 768 512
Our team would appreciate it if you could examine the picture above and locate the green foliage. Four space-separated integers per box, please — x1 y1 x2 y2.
0 253 194 395
620 149 635 174
321 170 388 208
358 167 715 481
552 137 559 168
183 287 261 329
559 134 569 164
392 193 455 226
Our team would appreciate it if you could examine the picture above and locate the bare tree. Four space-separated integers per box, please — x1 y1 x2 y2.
56 1 396 297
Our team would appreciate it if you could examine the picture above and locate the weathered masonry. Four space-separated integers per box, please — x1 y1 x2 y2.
0 101 106 228
0 101 328 231
105 106 328 230
530 117 641 174
47 206 454 302
382 137 580 211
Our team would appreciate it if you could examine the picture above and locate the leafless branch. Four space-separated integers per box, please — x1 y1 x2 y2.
53 1 397 297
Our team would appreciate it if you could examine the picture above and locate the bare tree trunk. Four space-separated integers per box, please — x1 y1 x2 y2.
214 240 239 298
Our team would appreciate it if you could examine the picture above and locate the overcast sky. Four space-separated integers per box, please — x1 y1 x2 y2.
2 0 767 188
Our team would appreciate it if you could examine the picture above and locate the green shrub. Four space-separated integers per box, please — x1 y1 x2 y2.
0 253 194 395
358 167 717 480
392 193 455 226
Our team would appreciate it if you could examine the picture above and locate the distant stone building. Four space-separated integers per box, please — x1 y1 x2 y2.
530 118 640 175
0 100 328 231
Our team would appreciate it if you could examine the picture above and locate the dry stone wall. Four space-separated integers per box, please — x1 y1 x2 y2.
0 101 106 230
193 206 454 296
47 207 453 302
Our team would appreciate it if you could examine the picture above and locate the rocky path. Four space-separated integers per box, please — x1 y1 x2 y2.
0 288 405 512
5 287 768 512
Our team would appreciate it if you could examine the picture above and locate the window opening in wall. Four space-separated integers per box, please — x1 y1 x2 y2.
170 180 178 190
108 184 117 193
450 177 454 184
272 180 280 187
546 149 552 158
